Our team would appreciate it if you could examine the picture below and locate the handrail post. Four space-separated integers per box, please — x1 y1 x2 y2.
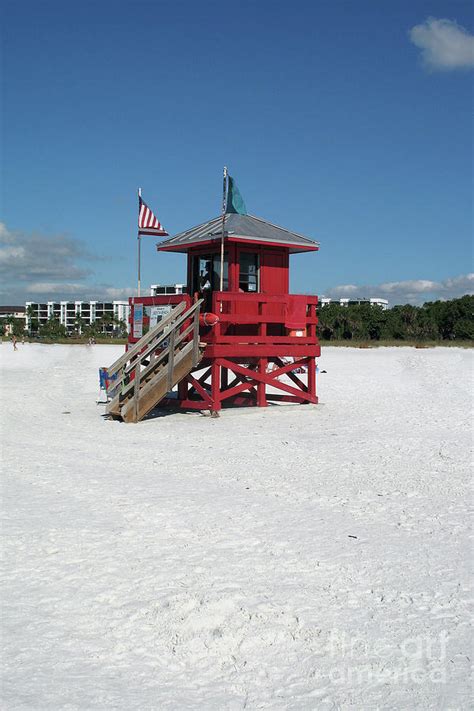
214 296 221 341
167 329 176 392
133 362 141 422
192 306 200 366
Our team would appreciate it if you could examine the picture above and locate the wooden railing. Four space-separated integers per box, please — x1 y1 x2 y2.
105 299 203 421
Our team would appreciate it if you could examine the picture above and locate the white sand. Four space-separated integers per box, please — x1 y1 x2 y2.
1 343 472 710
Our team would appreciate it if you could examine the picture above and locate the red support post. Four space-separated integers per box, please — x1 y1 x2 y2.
257 358 268 407
210 360 221 412
307 356 317 403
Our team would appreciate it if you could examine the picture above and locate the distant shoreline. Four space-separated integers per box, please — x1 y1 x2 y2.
2 338 472 349
319 339 473 348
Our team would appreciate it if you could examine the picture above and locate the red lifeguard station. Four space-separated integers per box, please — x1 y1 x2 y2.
105 186 321 422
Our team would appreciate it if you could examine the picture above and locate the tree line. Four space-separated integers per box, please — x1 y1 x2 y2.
3 295 473 342
317 295 474 342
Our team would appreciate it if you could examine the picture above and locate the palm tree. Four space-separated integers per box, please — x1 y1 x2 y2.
3 315 15 337
74 315 86 336
26 305 39 336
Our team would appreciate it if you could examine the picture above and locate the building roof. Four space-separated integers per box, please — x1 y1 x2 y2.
0 306 25 314
157 213 319 254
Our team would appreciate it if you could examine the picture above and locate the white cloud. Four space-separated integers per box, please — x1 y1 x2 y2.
102 287 137 299
378 279 439 295
325 274 474 306
25 282 88 295
323 284 358 296
409 17 474 70
0 222 14 242
0 222 92 282
24 282 136 299
0 245 26 263
0 223 135 303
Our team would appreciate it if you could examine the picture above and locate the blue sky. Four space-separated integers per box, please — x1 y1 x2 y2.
1 0 472 305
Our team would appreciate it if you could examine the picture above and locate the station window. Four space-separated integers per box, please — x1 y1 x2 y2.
239 252 259 292
192 254 228 294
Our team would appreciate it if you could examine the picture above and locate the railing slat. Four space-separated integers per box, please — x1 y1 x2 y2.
192 308 200 366
133 362 141 423
167 329 176 392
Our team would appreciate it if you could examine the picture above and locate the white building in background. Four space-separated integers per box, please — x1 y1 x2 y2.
320 297 389 310
25 300 130 334
150 283 187 296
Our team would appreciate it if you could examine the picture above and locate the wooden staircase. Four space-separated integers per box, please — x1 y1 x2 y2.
105 299 204 423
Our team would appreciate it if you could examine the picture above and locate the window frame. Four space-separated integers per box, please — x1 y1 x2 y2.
238 249 260 293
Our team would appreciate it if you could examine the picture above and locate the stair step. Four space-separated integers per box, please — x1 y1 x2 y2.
121 342 203 422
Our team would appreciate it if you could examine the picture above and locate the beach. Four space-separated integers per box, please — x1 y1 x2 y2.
1 343 472 709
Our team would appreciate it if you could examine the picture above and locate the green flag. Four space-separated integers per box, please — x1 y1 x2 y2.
226 175 247 214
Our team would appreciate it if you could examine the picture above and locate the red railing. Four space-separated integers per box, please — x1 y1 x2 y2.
128 291 320 356
200 292 319 358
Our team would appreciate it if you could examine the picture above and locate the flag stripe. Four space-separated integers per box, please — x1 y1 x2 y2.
138 196 169 236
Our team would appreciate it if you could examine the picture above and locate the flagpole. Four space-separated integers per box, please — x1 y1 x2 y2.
220 166 227 293
137 187 142 297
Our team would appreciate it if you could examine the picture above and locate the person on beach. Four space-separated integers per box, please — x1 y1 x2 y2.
12 335 18 351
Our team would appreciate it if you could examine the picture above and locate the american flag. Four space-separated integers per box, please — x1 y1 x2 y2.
138 195 169 236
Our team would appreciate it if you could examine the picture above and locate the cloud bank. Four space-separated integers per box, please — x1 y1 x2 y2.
325 274 474 306
2 224 472 309
0 223 135 304
409 17 474 70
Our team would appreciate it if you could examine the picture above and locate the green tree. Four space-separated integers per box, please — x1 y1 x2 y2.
95 315 111 334
83 321 101 338
73 315 87 336
115 319 128 338
340 306 365 340
26 305 40 336
92 314 127 338
423 295 474 340
317 303 346 340
453 318 474 340
317 296 473 342
39 317 68 340
3 316 25 337
365 304 388 340
13 318 25 337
